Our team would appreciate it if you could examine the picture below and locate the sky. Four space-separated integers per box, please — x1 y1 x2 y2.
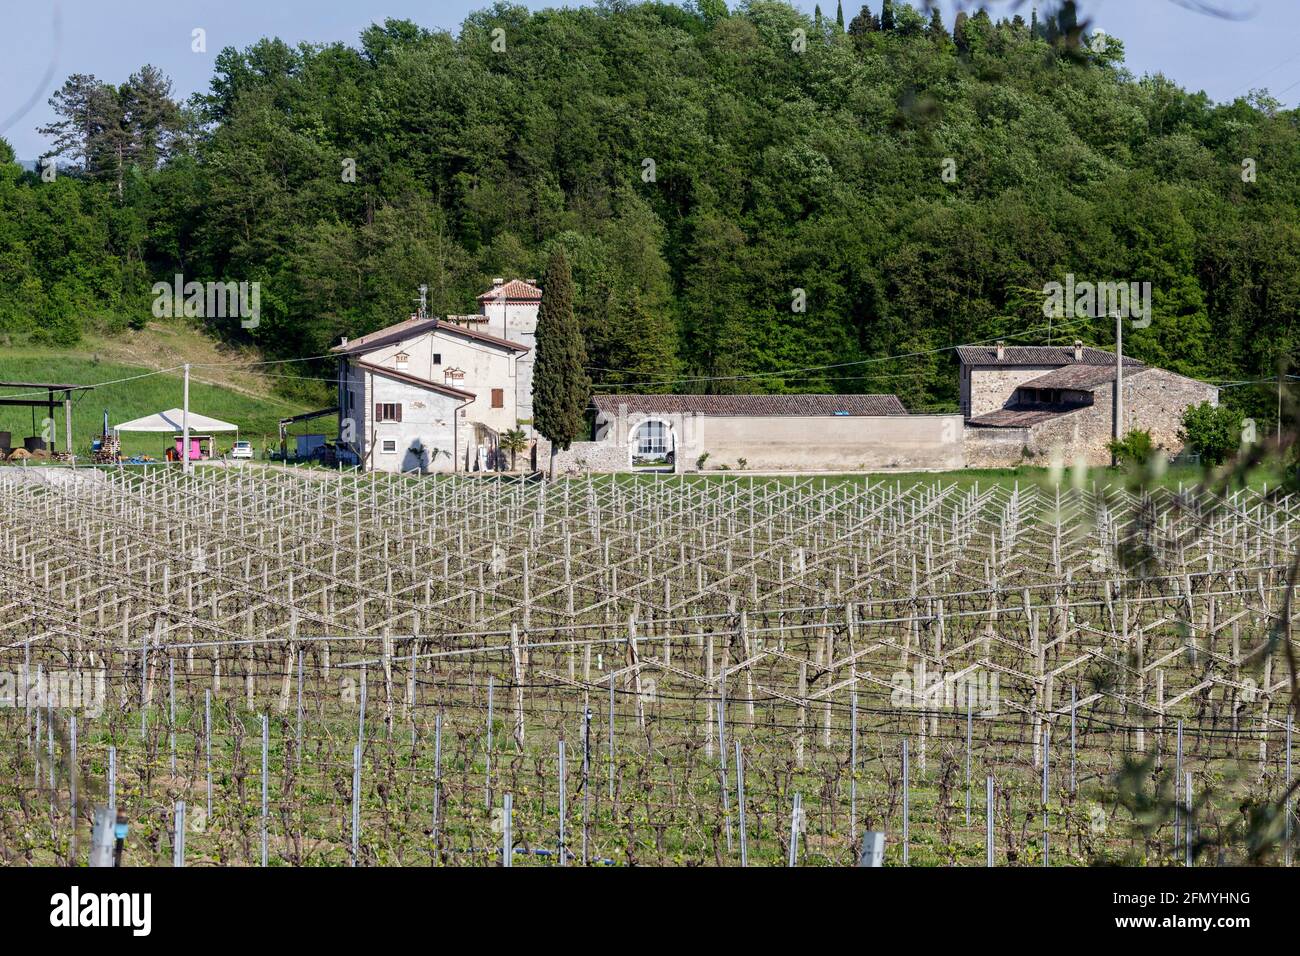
1 0 1296 160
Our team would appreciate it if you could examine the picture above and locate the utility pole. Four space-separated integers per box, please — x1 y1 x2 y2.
1113 311 1123 466
182 363 191 473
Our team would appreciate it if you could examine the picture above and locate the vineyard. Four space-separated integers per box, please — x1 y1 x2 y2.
0 465 1296 866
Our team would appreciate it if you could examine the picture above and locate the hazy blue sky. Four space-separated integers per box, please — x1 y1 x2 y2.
1 0 1294 159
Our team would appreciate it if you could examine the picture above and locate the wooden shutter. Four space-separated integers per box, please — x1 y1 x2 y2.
491 388 504 409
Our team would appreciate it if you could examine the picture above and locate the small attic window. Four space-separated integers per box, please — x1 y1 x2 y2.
395 352 409 367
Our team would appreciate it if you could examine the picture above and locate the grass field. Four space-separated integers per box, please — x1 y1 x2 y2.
0 326 313 458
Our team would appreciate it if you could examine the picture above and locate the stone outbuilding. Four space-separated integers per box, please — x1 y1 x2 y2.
959 340 1219 467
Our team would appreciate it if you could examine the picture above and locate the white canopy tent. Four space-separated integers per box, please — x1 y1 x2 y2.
113 408 239 434
113 408 239 461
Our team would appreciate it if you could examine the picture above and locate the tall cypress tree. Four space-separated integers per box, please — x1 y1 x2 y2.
927 8 948 42
835 1 844 31
848 5 879 41
532 246 591 477
880 0 896 32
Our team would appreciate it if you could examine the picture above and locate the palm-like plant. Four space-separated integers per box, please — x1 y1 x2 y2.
499 428 529 472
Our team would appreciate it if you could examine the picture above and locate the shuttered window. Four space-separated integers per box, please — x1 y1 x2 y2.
491 389 504 409
376 403 402 422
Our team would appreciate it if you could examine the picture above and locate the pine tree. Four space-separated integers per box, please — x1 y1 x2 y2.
38 74 123 179
880 0 895 32
121 65 182 170
533 246 591 477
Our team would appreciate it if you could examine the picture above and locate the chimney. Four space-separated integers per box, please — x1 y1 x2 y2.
995 341 1005 361
340 335 348 346
1073 339 1083 362
493 277 504 287
525 278 536 285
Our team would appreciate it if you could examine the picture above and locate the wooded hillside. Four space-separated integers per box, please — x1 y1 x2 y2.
2 1 1296 420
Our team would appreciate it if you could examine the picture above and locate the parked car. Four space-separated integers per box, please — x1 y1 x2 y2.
230 440 254 460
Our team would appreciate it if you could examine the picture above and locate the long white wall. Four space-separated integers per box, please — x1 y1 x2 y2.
592 408 965 472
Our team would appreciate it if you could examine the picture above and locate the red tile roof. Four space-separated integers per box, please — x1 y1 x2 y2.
477 279 542 303
591 394 907 417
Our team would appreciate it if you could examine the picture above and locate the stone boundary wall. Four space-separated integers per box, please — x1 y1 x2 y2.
963 426 1031 468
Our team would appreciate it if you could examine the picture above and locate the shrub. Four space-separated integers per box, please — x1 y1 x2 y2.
1179 401 1240 466
1107 429 1156 466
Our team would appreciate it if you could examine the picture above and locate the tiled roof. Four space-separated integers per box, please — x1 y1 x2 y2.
477 279 542 303
591 394 907 417
1019 363 1149 391
331 317 438 355
436 322 528 353
356 360 477 401
331 316 527 356
967 407 1077 428
956 345 1144 368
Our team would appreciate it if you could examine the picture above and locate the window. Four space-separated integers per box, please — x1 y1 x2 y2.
634 420 668 456
381 440 397 454
432 353 442 365
376 403 402 422
491 388 504 409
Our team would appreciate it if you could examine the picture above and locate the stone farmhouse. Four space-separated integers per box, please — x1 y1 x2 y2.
960 340 1219 467
331 279 539 473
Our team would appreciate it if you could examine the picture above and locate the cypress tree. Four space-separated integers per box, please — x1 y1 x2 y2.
848 5 879 40
954 10 970 56
927 7 948 42
836 0 844 31
880 0 895 32
532 246 591 477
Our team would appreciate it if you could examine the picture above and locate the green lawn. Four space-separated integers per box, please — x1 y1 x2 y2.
0 356 310 458
615 463 1285 494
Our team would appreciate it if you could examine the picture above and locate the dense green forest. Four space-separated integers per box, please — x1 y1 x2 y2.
1 0 1297 420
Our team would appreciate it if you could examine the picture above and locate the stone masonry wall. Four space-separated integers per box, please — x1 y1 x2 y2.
1022 369 1218 466
533 438 628 474
968 365 1060 418
963 426 1031 468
